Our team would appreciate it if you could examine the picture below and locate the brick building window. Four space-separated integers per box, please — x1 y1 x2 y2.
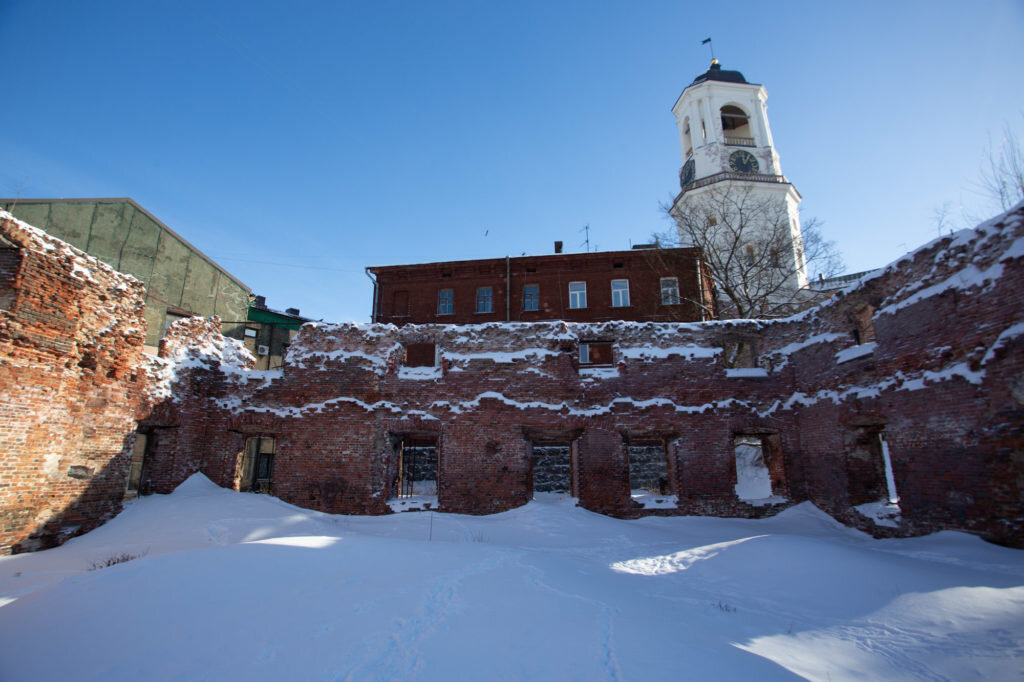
660 277 680 305
611 279 630 307
475 286 493 313
523 284 539 311
393 290 409 317
437 289 453 315
569 281 587 309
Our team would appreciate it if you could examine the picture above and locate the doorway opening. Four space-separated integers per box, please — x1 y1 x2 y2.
126 428 153 498
388 434 439 511
628 438 676 508
526 431 580 499
239 436 276 493
733 432 787 503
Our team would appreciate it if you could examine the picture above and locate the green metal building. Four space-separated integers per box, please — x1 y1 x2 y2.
0 198 251 347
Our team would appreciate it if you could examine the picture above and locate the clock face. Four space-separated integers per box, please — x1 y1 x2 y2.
729 150 759 174
680 159 695 187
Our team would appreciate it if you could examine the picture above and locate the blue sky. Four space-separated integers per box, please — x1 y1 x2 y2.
2 1 1022 322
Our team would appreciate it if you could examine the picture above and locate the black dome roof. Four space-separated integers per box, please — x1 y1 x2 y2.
690 60 748 86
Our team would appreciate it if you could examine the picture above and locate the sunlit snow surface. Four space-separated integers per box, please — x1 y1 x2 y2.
1 474 1022 681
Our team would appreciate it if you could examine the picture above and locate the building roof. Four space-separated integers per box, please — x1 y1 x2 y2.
0 197 250 292
688 60 753 87
367 246 698 275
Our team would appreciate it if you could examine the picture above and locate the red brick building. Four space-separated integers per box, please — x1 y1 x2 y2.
367 245 714 325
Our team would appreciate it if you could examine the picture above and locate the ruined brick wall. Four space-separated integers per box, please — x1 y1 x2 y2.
0 212 149 553
7 204 1019 553
142 205 1024 546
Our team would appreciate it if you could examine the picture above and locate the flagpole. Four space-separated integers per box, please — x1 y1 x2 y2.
701 37 715 62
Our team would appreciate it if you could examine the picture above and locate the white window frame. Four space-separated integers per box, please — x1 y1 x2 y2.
660 277 680 305
568 281 587 309
475 286 493 314
611 279 630 307
522 284 539 311
437 288 453 315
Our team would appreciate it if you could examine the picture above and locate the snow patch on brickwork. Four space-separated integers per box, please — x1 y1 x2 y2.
0 210 141 288
618 344 720 361
835 342 877 364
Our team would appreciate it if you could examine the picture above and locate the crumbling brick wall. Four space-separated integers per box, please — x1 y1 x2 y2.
0 212 148 553
4 204 1022 552
143 205 1024 546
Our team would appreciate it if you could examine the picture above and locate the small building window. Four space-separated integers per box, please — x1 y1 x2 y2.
579 341 613 366
611 279 630 307
437 289 453 315
393 290 409 317
163 311 191 334
746 245 755 266
475 286 493 313
568 281 587 309
523 284 539 311
660 277 680 305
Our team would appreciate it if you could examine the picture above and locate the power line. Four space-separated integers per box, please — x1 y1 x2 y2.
210 256 359 273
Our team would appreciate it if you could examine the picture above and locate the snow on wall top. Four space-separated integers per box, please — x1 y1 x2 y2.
155 204 1024 419
0 210 145 291
1 210 149 372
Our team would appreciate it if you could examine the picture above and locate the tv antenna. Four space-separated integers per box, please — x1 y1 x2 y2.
580 224 591 252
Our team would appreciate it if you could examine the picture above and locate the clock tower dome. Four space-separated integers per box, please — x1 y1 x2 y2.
670 60 809 315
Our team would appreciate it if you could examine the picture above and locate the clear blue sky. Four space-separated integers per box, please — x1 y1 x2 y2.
2 1 1022 322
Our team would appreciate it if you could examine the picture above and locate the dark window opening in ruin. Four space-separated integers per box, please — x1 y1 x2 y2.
126 429 154 497
389 435 439 502
852 305 877 345
845 426 897 506
733 433 787 501
579 341 613 367
404 342 437 368
239 436 275 493
724 339 758 369
627 439 674 506
530 440 577 497
0 242 19 311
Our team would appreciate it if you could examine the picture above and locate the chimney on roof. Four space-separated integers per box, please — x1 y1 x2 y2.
285 307 300 316
253 295 267 309
554 241 563 254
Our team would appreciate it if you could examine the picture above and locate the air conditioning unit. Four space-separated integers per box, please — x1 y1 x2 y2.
257 345 270 356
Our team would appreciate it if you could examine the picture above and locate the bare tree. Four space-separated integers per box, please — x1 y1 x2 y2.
656 182 843 320
980 123 1024 213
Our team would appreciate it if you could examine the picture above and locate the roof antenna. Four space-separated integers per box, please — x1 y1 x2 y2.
579 224 591 252
701 37 715 63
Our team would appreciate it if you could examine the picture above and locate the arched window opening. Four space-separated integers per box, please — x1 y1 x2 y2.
721 105 753 146
682 117 693 158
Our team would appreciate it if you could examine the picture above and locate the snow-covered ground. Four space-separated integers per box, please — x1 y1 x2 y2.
1 476 1021 681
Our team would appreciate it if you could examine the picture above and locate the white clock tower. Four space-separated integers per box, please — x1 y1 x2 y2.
670 60 809 317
